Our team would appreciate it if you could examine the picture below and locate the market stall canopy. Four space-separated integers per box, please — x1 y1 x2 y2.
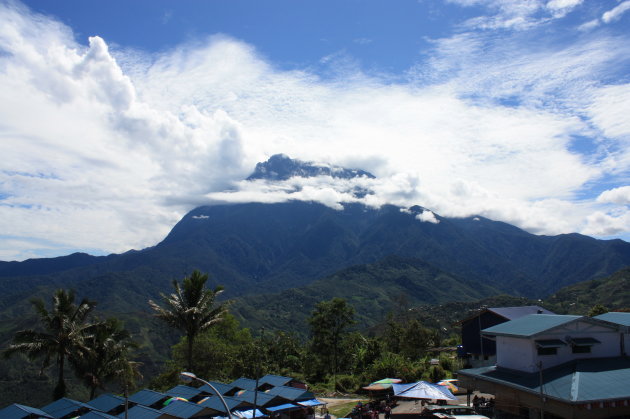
362 378 402 391
392 381 456 401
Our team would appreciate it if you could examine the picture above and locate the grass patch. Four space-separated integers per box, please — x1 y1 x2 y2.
328 401 367 418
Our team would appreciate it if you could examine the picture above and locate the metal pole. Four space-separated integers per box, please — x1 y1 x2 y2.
253 328 264 419
181 372 234 419
538 362 544 419
124 383 129 419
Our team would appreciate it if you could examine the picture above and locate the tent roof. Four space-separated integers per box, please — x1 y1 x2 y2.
41 398 92 419
230 378 258 391
117 405 168 419
85 394 125 413
265 386 314 402
160 400 206 419
199 381 236 396
79 412 118 419
129 390 169 407
0 404 53 419
392 382 456 401
197 396 249 413
257 375 294 387
165 385 202 400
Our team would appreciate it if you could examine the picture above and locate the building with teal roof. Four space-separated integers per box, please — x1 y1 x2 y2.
458 313 630 418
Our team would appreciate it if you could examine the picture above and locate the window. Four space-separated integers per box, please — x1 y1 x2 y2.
572 345 591 354
537 347 557 355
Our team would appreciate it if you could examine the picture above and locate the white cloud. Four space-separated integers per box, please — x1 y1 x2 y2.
416 210 440 224
0 1 629 260
602 1 630 23
582 210 630 236
597 186 630 205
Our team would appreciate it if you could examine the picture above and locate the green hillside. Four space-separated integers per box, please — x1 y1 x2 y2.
544 266 630 314
232 255 500 336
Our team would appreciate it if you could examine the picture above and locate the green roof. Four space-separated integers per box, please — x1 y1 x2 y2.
482 314 582 337
595 312 630 327
459 357 630 403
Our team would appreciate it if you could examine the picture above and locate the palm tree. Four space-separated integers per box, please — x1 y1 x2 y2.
72 317 141 399
149 270 228 372
3 289 96 400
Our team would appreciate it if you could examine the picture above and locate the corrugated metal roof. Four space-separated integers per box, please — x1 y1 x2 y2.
258 375 293 387
595 312 630 327
198 381 235 396
128 390 168 407
117 405 167 419
489 306 554 320
197 396 249 413
265 386 314 402
482 314 582 337
41 398 92 419
165 386 202 400
230 378 258 391
160 400 206 419
85 394 125 413
459 357 630 403
232 391 279 407
79 411 118 419
0 404 53 419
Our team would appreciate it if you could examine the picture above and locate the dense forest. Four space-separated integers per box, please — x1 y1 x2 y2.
1 266 629 408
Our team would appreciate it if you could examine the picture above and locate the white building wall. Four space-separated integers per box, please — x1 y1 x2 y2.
496 336 536 372
494 320 622 373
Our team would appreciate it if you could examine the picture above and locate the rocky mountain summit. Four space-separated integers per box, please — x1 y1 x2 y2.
246 154 376 181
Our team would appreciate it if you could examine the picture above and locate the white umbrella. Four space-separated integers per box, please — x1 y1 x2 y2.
392 381 457 401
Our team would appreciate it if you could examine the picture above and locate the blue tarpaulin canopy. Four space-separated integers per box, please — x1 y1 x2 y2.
392 382 456 401
265 404 301 412
296 399 326 407
234 409 267 418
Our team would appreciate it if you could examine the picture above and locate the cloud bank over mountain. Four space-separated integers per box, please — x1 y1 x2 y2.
1 0 629 260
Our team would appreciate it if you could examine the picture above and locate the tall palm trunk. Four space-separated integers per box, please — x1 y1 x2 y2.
54 352 66 400
187 333 195 372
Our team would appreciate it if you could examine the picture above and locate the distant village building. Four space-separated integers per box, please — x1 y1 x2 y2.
458 312 630 419
458 306 553 368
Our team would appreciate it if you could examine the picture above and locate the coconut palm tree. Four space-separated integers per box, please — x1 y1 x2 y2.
149 270 228 372
72 317 141 399
3 289 96 400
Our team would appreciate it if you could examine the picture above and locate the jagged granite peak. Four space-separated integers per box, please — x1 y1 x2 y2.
246 154 376 181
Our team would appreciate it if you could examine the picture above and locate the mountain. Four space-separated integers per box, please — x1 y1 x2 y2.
230 255 500 336
246 153 375 181
545 266 630 314
2 201 630 317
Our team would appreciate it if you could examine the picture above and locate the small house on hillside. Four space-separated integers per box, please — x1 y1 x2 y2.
458 312 630 418
459 305 553 368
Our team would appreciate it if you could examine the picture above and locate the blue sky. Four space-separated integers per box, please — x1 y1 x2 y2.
1 0 630 261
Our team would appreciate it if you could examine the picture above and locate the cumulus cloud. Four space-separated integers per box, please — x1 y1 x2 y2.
416 210 440 224
597 186 630 205
1 0 629 260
